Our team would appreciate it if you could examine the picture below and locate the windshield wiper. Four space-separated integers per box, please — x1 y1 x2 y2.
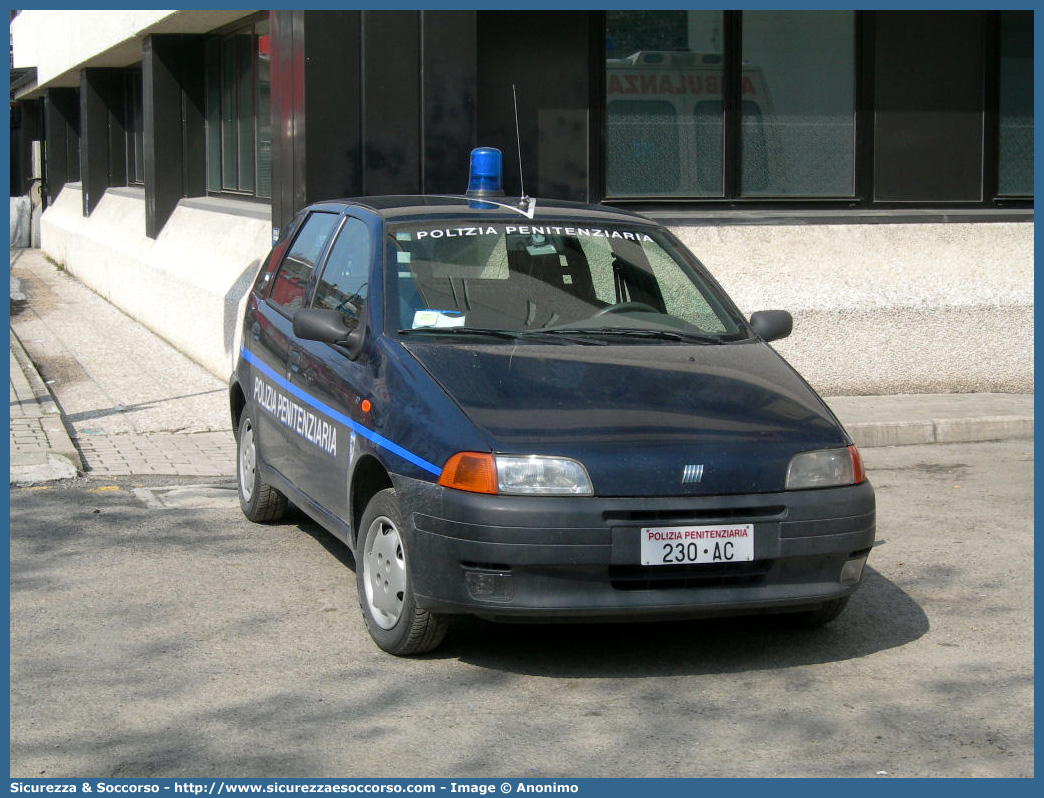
398 326 720 344
516 329 609 345
554 328 723 344
398 326 520 340
400 327 611 346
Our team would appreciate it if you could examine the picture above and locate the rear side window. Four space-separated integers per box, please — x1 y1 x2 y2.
313 217 371 330
269 211 340 314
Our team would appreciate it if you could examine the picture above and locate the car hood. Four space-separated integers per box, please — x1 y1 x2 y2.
401 340 848 496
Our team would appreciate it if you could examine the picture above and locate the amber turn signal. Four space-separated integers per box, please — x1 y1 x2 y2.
438 452 498 494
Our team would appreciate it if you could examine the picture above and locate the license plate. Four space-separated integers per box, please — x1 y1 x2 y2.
640 524 755 566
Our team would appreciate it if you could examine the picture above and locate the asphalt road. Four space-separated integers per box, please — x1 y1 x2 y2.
9 440 1034 778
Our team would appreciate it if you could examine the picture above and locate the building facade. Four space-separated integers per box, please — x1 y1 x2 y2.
9 9 1034 393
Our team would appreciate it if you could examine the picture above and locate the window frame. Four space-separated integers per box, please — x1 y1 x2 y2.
204 13 271 200
597 10 1033 210
311 214 373 331
124 67 145 186
266 210 342 318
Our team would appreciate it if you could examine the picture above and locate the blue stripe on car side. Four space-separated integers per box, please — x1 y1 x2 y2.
241 347 442 477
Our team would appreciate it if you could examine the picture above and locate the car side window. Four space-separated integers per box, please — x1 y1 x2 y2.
313 216 371 329
269 212 340 314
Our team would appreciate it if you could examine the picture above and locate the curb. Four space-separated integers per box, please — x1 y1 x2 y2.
10 328 83 483
11 328 59 415
842 417 1035 449
825 394 1034 449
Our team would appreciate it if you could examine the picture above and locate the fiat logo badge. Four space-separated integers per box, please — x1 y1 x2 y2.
682 464 705 484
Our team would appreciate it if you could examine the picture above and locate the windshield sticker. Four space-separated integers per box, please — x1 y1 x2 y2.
397 251 411 263
526 243 557 256
413 310 466 329
395 232 412 241
410 225 653 242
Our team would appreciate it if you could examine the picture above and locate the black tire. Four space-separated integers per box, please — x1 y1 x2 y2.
236 412 288 523
356 488 448 656
777 596 849 628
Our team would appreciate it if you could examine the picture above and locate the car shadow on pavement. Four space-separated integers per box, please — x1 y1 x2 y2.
291 505 357 569
287 508 927 676
439 566 927 677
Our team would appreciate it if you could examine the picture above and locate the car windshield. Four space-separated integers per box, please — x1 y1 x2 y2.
385 220 748 342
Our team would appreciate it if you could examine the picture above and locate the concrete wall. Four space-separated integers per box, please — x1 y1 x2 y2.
675 223 1034 395
41 186 271 380
11 10 258 90
12 10 176 84
40 185 1033 395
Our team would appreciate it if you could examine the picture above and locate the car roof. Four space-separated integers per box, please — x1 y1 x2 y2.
310 195 659 227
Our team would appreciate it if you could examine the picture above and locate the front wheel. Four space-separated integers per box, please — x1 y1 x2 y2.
356 489 448 655
237 412 288 523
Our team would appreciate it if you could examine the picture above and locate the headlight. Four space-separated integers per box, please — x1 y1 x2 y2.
785 445 866 490
495 455 593 495
438 452 594 496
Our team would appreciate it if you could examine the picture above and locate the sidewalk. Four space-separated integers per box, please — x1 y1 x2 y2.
9 247 1035 485
11 248 235 484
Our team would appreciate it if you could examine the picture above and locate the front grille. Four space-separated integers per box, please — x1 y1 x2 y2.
603 505 786 525
609 560 772 591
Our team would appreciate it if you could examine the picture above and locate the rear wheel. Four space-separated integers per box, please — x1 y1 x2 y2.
237 412 288 523
356 488 447 655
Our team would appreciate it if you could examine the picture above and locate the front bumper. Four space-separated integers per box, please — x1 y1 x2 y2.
395 476 876 621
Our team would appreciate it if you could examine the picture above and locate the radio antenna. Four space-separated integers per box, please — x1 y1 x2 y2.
512 84 529 205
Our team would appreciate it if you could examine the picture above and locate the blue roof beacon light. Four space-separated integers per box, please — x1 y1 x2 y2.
466 147 505 198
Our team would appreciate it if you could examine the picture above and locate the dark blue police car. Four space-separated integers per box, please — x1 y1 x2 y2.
230 148 875 655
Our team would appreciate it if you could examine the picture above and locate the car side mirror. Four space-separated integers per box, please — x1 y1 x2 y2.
749 310 793 342
293 308 367 359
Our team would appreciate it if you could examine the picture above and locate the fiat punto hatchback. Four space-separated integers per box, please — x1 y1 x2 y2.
230 149 875 655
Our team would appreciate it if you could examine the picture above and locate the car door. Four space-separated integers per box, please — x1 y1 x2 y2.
283 212 375 519
250 209 341 482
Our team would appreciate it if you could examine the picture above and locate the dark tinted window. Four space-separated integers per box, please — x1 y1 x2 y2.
607 99 680 195
126 69 144 185
602 10 1029 205
605 11 724 199
205 19 271 198
998 10 1033 196
873 11 986 202
740 10 855 197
